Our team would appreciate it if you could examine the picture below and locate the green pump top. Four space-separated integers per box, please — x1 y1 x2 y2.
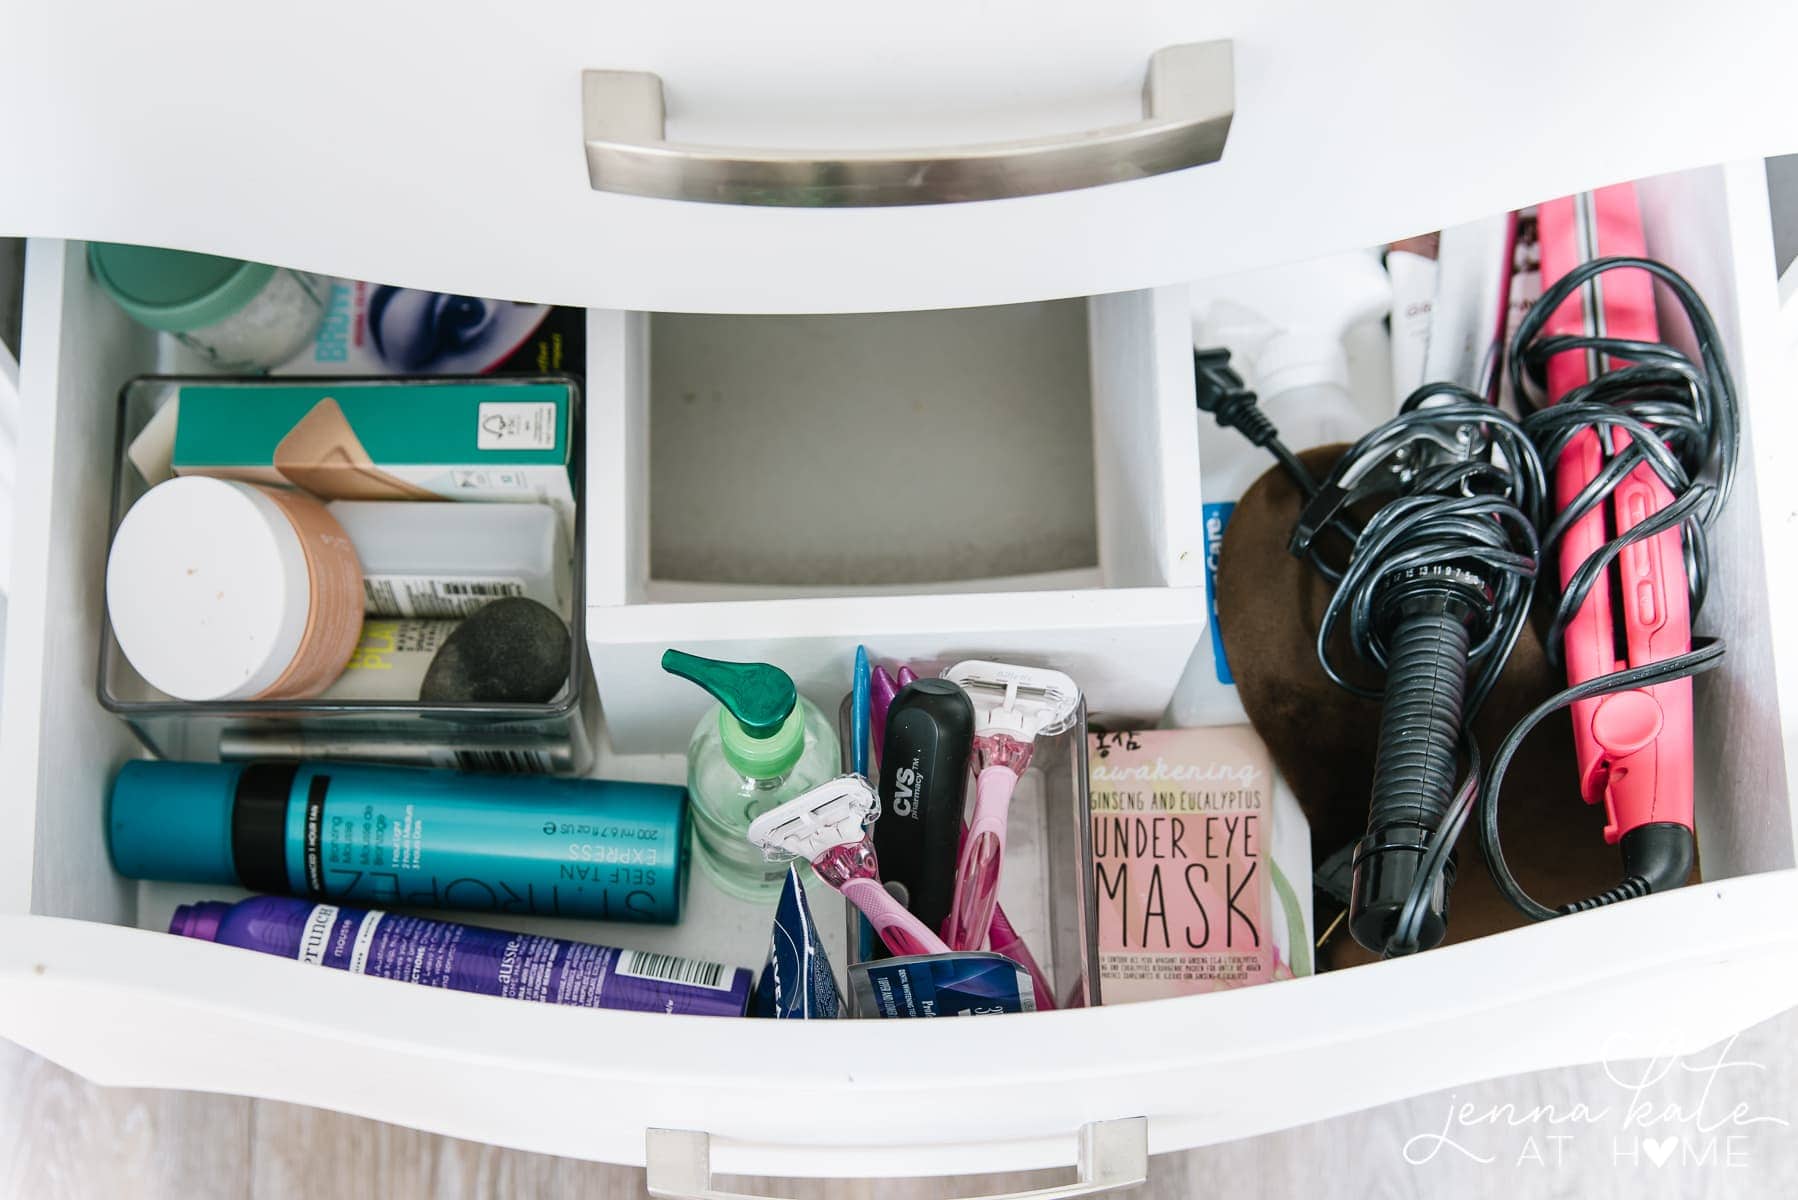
662 649 805 780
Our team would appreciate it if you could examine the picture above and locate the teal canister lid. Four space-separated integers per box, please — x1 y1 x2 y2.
87 243 276 333
108 759 246 885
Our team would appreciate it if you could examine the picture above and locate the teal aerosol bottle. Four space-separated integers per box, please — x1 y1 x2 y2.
108 760 688 923
663 650 840 899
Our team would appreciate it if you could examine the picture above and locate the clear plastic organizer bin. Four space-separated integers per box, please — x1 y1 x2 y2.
96 375 597 775
835 679 1100 1015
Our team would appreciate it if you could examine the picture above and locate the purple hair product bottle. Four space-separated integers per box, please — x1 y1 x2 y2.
171 895 751 1017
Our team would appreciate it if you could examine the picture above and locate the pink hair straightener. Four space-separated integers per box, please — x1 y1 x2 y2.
1490 183 1737 915
1540 188 1694 857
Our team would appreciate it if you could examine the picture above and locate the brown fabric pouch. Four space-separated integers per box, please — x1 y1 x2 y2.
1214 446 1626 968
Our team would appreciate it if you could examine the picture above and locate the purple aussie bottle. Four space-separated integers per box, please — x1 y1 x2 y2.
171 895 751 1017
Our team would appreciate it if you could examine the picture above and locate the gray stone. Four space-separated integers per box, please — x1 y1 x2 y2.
419 598 570 704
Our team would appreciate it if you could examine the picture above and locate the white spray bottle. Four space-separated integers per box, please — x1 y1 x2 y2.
1171 251 1392 728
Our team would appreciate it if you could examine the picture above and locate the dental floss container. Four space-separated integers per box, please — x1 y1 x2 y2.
1172 251 1392 728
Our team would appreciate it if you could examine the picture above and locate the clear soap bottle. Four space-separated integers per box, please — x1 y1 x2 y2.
662 650 840 900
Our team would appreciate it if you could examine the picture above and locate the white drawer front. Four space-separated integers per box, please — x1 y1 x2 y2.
3 4 1798 312
1 160 1796 1180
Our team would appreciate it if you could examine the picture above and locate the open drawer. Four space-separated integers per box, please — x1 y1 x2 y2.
3 5 1798 314
2 160 1798 1187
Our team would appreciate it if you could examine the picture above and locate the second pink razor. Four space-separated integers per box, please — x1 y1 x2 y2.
939 660 1082 952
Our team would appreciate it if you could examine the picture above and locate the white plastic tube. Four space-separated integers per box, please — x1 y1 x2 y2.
1386 236 1439 405
1422 214 1515 398
327 501 569 619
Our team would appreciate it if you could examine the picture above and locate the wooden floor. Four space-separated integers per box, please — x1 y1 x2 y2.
4 1004 1795 1198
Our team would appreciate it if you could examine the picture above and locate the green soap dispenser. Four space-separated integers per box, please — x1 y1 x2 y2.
663 649 840 899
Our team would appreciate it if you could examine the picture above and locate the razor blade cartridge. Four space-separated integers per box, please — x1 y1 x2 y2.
943 659 1081 739
746 775 880 863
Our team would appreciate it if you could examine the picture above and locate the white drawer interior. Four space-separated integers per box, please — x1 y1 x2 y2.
647 302 1099 591
2 159 1797 1175
592 287 1200 607
584 284 1207 750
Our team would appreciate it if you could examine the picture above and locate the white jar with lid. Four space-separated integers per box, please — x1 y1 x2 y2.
106 477 365 701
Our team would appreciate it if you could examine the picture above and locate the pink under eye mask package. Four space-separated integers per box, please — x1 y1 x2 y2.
1089 726 1311 1003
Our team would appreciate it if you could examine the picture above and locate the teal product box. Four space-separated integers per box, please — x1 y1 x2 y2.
130 376 577 531
109 760 687 923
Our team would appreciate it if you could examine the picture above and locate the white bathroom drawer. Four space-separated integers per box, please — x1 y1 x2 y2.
583 288 1205 752
4 4 1798 314
2 160 1798 1184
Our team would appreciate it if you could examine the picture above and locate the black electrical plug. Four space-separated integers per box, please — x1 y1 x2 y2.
1194 348 1279 445
1193 348 1320 499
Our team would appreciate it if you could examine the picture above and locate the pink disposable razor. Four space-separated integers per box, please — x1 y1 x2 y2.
868 664 917 760
746 775 950 958
940 659 1081 952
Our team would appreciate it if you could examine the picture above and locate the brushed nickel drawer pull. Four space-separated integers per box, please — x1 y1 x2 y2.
645 1118 1148 1199
583 43 1232 207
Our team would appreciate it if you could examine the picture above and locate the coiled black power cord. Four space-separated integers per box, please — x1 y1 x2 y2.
1195 253 1736 951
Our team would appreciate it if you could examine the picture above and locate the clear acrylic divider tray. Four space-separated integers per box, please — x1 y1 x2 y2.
97 375 597 775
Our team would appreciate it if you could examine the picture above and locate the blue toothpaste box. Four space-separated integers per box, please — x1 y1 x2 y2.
850 951 1035 1018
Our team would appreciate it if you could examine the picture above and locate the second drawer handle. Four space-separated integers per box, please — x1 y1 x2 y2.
582 42 1232 207
645 1119 1148 1200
